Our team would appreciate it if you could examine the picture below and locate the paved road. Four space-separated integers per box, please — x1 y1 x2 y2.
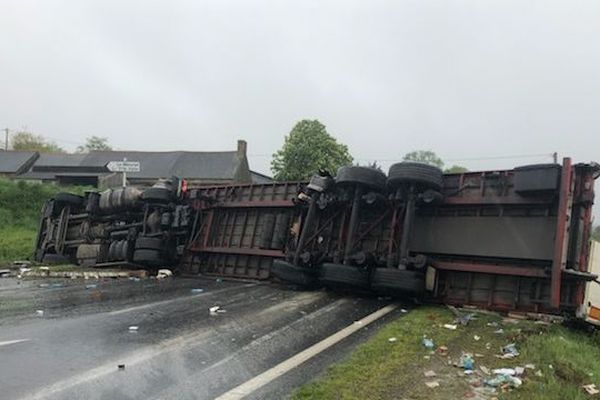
0 276 403 400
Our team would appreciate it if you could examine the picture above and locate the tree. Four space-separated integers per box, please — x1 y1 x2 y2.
403 150 444 169
77 136 112 153
592 225 600 242
444 165 469 174
11 131 64 153
271 120 353 180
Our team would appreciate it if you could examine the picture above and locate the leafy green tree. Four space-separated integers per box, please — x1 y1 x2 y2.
271 120 353 180
403 150 444 169
11 131 64 153
444 165 469 173
76 136 112 153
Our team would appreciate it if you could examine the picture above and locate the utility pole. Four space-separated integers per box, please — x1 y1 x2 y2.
3 128 8 151
553 152 558 164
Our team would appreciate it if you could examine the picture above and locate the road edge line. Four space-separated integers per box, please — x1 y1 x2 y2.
214 303 398 400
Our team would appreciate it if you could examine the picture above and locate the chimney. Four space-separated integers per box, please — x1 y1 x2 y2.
237 140 247 158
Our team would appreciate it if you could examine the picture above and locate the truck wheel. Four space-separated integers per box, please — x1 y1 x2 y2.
271 260 317 286
135 237 164 251
141 187 173 203
371 268 425 295
133 249 163 266
55 193 84 207
387 162 443 191
319 263 371 289
335 166 387 191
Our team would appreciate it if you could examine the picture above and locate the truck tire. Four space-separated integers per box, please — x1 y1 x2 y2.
387 162 443 191
271 260 317 286
141 187 173 203
55 193 84 207
135 237 164 251
371 268 425 295
335 166 387 191
319 263 371 289
133 249 163 266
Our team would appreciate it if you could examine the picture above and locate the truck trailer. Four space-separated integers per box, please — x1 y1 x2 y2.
34 158 600 319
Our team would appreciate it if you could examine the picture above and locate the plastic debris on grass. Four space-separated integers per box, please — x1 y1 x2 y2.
443 324 458 330
437 345 448 356
422 336 435 349
388 337 397 343
424 370 437 378
425 381 440 388
190 288 204 294
458 354 474 370
582 384 600 395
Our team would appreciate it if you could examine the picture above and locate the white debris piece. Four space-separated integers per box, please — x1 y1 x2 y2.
209 306 221 315
425 381 440 388
443 324 457 330
424 370 437 378
156 269 173 279
128 326 139 331
388 337 398 342
35 310 44 316
492 368 516 376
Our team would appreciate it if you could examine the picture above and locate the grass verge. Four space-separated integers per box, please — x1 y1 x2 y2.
292 306 600 400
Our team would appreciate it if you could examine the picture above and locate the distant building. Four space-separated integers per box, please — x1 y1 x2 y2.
2 140 272 187
0 150 39 177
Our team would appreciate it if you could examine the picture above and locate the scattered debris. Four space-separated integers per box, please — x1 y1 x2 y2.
444 324 458 330
583 384 600 395
515 366 525 376
535 370 543 377
424 370 437 378
216 278 223 283
437 346 448 356
498 343 519 359
156 269 173 279
0 269 11 277
480 366 490 375
35 310 44 316
484 374 522 388
128 326 139 332
388 337 398 343
494 329 504 334
191 288 204 294
118 364 125 371
486 322 499 327
458 354 474 370
425 381 440 388
473 335 481 341
524 364 535 370
422 336 435 349
400 308 408 313
209 306 226 315
85 284 98 289
492 368 516 376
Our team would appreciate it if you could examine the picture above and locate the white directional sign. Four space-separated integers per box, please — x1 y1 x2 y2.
107 161 141 173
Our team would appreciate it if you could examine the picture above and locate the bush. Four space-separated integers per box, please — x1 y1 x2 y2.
0 179 90 264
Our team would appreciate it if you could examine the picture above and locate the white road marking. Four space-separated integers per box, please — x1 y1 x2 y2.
107 283 257 315
214 303 398 400
0 339 30 347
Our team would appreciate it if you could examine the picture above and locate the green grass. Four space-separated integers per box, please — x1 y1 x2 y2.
0 178 90 265
293 307 600 400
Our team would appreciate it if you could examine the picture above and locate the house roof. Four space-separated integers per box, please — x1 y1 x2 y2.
17 150 247 181
0 151 38 174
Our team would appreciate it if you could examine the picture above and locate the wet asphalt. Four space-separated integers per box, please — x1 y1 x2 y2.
0 276 404 400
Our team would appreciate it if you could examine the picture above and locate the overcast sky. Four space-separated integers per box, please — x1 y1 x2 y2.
1 0 599 181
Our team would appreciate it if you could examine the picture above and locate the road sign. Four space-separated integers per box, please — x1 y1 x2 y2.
107 161 140 173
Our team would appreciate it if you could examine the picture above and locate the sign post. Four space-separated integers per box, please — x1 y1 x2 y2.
106 158 141 187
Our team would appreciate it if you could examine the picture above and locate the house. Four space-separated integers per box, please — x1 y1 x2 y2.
0 150 39 177
11 140 272 187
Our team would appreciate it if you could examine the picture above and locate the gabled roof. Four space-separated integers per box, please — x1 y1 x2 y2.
78 151 241 180
0 151 38 174
17 149 250 182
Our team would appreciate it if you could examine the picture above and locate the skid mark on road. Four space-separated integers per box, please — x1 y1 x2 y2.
215 304 398 400
107 283 257 316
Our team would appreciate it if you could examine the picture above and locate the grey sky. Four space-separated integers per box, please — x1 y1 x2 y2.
1 0 599 181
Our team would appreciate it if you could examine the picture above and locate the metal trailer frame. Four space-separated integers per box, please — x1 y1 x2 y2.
184 159 599 315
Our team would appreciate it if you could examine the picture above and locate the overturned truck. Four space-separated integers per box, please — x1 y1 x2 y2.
35 158 600 317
